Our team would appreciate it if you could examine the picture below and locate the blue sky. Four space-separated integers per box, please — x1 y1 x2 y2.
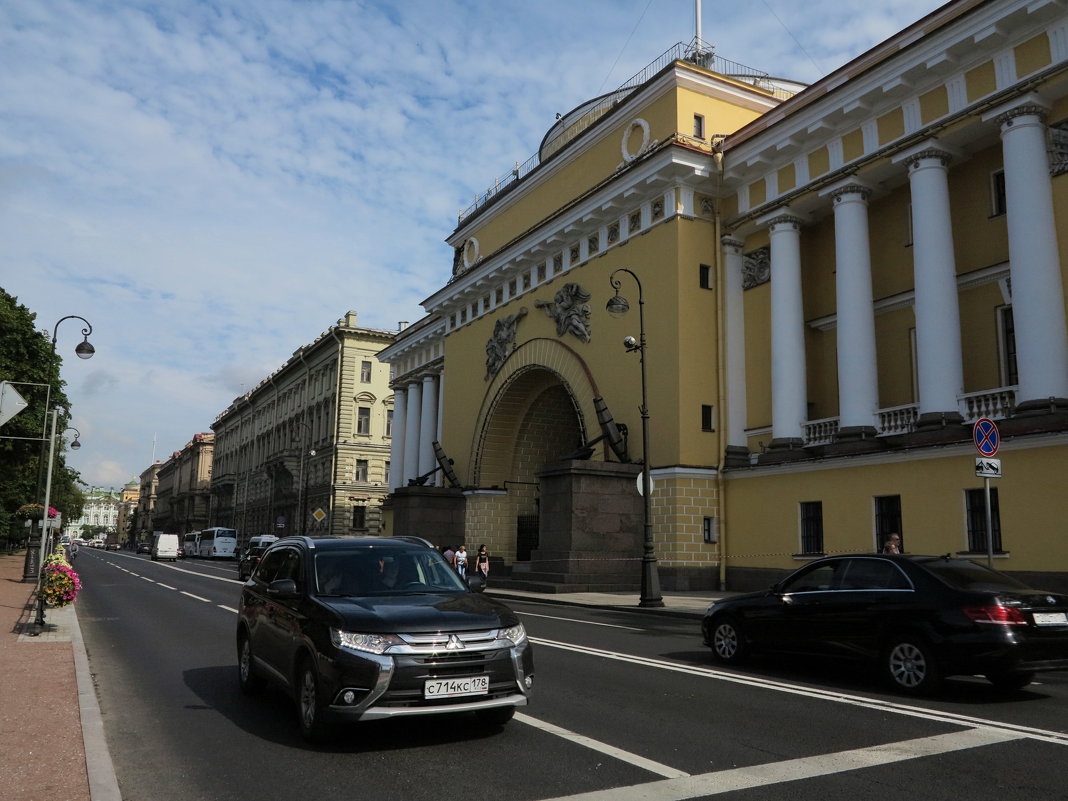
1 0 947 488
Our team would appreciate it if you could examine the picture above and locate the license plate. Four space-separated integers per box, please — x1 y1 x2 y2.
425 675 489 699
1032 612 1068 626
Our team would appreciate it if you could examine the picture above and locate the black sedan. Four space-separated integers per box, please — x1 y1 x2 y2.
702 554 1068 694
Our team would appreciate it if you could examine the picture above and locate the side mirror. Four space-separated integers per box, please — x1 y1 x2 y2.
267 579 299 598
467 575 486 593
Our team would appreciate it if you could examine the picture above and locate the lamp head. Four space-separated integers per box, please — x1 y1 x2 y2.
70 438 81 450
75 338 95 359
623 335 638 350
605 293 630 317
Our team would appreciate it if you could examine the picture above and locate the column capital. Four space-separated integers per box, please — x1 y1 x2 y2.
820 177 873 204
756 206 807 231
892 139 958 171
982 92 1050 128
721 235 745 252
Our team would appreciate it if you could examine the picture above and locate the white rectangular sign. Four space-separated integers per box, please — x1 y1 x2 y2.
975 458 1002 478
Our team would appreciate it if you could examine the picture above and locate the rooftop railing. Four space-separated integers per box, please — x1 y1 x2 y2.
457 39 797 225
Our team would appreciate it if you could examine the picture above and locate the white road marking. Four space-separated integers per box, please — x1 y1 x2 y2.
158 584 177 590
532 727 1023 801
218 605 239 614
520 611 641 631
516 713 688 778
180 591 211 603
529 637 1068 746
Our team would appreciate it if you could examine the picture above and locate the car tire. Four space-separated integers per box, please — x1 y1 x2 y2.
884 634 941 694
709 616 748 665
986 670 1034 692
475 706 516 726
297 657 331 743
237 632 264 695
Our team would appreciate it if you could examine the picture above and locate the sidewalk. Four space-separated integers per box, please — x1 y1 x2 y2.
0 551 724 801
0 552 119 801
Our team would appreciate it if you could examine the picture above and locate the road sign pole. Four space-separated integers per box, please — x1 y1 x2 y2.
984 476 993 569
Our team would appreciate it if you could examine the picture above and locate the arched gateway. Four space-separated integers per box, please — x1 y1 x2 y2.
464 339 644 590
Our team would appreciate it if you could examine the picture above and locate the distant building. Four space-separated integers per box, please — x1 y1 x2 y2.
154 433 214 534
65 487 121 541
114 477 139 546
133 463 161 543
211 311 395 542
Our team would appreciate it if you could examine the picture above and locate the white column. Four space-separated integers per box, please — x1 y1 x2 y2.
985 97 1068 405
402 380 422 485
826 180 879 434
759 209 808 446
897 141 964 423
388 388 406 491
721 236 748 449
418 375 439 481
436 373 444 444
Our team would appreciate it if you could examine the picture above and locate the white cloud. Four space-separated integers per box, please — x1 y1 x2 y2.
0 0 946 487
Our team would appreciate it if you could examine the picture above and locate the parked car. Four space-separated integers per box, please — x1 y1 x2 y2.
237 545 268 581
136 542 152 554
106 542 120 551
236 536 534 741
702 553 1068 694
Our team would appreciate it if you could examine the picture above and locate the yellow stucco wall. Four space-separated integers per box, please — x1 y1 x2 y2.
1014 32 1051 79
725 442 1068 575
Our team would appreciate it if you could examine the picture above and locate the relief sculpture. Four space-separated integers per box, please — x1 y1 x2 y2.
534 282 592 343
485 307 528 380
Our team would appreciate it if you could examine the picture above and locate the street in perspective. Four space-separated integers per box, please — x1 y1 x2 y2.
5 0 1068 799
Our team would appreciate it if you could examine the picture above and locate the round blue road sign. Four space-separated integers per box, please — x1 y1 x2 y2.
973 417 999 457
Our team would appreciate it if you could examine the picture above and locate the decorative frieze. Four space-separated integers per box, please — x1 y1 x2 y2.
742 246 770 290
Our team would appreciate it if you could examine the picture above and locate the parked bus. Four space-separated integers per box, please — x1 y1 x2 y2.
197 527 238 559
182 532 199 558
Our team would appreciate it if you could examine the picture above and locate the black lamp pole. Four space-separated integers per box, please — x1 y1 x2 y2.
607 268 664 608
51 315 95 360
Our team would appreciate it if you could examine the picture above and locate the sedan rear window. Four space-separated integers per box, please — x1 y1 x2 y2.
921 559 1030 592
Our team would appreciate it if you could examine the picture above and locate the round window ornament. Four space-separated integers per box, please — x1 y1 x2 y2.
463 237 480 269
622 118 651 163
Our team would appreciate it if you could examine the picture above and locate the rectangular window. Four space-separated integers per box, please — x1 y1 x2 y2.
354 459 369 482
385 408 393 438
701 404 715 432
991 169 1007 217
965 487 1002 553
874 495 902 552
800 501 824 555
693 113 705 140
537 263 546 282
385 460 390 485
352 506 366 530
998 305 1018 386
360 360 372 383
702 516 717 544
356 407 371 435
699 263 713 289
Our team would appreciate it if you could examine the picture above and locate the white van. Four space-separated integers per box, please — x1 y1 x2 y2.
151 533 180 562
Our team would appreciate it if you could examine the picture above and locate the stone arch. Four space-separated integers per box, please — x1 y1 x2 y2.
471 338 602 487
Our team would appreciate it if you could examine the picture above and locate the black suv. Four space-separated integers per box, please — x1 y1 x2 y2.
236 536 534 741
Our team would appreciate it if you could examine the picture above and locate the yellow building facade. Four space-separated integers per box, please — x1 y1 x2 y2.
381 0 1068 593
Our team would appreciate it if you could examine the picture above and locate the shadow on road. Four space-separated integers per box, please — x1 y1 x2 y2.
184 664 512 752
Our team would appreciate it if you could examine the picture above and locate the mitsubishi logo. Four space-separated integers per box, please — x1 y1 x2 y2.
1047 596 1057 606
445 634 465 650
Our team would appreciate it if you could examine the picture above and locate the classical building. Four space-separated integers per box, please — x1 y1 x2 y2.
64 487 121 542
114 477 139 547
210 311 395 543
154 433 214 535
380 0 1068 593
133 463 161 543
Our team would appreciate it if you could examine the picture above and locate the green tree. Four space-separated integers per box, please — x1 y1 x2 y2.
0 288 85 522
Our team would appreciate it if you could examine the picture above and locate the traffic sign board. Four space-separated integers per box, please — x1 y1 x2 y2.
0 381 29 427
972 417 1000 457
975 458 1001 478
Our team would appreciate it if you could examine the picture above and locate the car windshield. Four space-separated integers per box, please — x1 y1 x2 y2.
920 558 1032 592
314 549 467 596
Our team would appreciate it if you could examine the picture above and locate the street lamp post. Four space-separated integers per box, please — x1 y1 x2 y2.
607 268 664 608
51 315 95 359
294 422 316 536
33 415 81 630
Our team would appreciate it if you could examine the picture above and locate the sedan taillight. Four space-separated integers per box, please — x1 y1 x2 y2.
963 604 1028 625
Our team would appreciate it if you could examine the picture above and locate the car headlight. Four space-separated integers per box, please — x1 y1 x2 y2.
500 622 527 646
330 628 404 655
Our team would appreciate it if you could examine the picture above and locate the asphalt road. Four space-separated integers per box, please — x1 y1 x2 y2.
74 549 1068 801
